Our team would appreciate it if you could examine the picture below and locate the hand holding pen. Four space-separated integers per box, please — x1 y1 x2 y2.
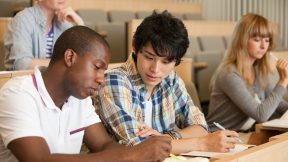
213 122 243 143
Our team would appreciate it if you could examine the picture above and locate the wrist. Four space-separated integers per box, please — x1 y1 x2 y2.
165 130 182 140
197 137 207 151
278 79 288 88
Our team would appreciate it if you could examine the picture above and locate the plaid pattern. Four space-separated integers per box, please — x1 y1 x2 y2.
96 54 207 146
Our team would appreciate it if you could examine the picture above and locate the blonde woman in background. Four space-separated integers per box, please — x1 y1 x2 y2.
207 13 288 132
4 0 84 70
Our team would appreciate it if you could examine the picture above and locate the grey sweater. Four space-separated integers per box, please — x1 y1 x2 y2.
207 65 288 132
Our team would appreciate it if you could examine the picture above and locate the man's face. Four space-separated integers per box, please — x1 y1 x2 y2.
136 42 176 91
65 44 110 99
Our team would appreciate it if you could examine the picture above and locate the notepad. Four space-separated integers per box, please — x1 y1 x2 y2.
163 156 209 162
262 110 288 128
180 144 248 158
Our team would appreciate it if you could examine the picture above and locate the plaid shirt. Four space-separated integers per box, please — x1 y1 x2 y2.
96 54 207 146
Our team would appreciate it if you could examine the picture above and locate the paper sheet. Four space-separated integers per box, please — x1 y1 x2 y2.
262 119 288 128
262 110 288 128
180 144 248 158
163 156 209 162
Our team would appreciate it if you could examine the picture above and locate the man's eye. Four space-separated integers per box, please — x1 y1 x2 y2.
144 55 153 60
163 60 170 64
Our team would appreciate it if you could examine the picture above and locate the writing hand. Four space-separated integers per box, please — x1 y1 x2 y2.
199 130 238 152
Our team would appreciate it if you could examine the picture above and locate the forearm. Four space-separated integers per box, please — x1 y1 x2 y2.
178 125 208 138
41 148 134 162
170 125 208 154
101 139 125 151
171 138 202 154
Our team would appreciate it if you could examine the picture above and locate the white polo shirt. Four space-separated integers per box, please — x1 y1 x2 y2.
0 67 100 162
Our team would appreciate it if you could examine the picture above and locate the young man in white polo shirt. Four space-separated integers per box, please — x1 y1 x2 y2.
0 26 171 162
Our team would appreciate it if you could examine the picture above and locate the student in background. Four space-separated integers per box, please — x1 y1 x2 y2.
0 26 172 162
4 0 84 70
207 13 288 132
96 11 239 155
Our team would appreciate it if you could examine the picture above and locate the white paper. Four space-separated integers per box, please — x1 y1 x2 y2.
262 110 288 128
163 156 209 162
180 144 248 158
262 119 288 128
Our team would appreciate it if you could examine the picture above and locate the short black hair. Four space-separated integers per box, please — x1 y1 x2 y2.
133 10 189 66
50 26 109 64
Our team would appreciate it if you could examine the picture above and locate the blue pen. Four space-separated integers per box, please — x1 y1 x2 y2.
213 122 243 143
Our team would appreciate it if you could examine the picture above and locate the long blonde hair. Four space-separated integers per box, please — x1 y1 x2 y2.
213 13 275 89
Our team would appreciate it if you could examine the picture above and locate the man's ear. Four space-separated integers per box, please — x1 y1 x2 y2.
64 49 77 67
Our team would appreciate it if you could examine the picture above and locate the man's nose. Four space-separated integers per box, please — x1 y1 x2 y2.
95 72 105 87
150 61 160 73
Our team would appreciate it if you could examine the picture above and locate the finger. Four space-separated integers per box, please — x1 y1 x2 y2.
135 129 147 136
225 142 236 149
139 130 154 137
138 122 147 130
222 130 239 138
225 136 238 144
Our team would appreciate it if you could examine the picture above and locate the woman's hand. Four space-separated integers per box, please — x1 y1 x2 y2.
276 58 288 88
56 7 84 25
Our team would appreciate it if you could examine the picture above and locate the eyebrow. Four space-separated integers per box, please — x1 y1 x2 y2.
95 60 108 70
143 49 157 56
143 49 172 62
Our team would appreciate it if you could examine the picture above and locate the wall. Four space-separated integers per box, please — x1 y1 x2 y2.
180 0 288 49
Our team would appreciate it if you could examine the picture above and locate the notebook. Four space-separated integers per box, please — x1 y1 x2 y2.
262 110 288 128
180 144 248 158
163 156 209 162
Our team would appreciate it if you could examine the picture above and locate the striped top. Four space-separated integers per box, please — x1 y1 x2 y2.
96 54 208 146
45 25 54 58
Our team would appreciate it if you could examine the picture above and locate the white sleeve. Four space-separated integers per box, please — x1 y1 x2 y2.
83 97 101 127
0 88 43 147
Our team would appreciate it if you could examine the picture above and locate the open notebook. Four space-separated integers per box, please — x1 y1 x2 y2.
262 110 288 128
180 144 248 158
163 156 209 162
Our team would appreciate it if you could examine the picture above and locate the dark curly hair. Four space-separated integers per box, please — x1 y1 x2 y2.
132 10 189 66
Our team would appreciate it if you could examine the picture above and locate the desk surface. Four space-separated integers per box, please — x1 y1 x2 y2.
213 133 288 162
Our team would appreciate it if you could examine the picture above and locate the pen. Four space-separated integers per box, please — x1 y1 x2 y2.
169 153 182 160
270 53 278 61
213 122 243 143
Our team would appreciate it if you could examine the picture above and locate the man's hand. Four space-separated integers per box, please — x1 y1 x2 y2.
56 7 84 25
198 130 238 152
135 123 162 137
132 136 172 162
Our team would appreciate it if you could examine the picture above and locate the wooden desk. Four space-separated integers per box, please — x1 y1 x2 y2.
213 135 288 162
269 132 288 141
194 61 208 71
0 17 12 71
248 124 288 145
0 70 33 88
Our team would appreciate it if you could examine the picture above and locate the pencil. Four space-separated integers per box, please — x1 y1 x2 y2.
270 52 279 61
